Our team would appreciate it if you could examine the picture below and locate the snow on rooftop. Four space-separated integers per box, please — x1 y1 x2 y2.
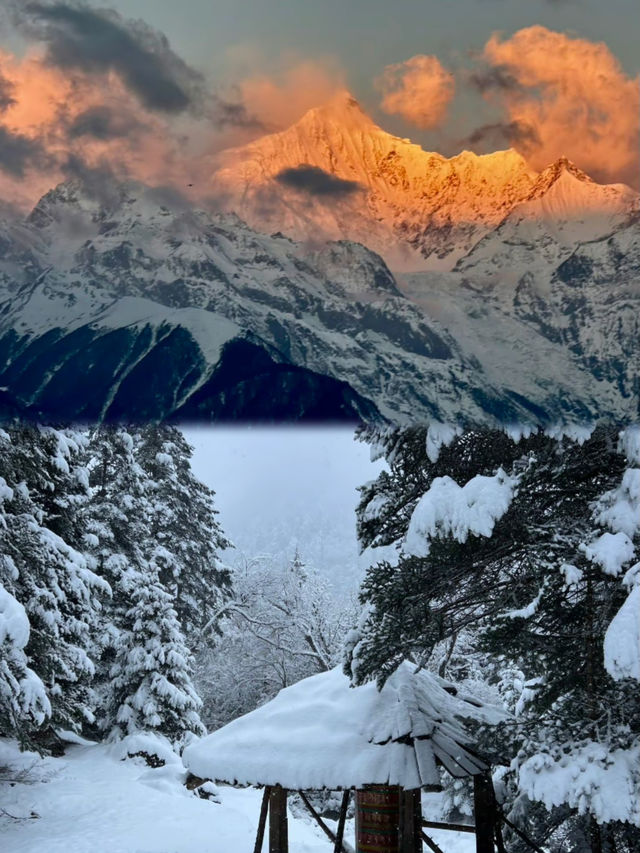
183 663 506 791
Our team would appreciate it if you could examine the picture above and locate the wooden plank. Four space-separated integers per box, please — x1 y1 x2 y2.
473 773 495 853
269 785 288 853
254 786 270 853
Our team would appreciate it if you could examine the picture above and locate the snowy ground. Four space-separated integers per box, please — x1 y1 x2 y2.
0 738 474 853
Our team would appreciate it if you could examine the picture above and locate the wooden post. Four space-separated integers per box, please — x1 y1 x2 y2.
334 789 350 853
254 786 270 853
398 788 422 853
269 785 288 853
473 773 496 853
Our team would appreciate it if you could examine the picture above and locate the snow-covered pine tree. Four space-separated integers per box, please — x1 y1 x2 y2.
0 464 50 746
107 570 205 746
134 426 231 645
80 426 149 697
0 582 51 747
0 426 108 749
346 425 640 853
81 426 209 746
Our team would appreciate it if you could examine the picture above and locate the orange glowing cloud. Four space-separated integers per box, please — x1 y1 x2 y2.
375 54 455 129
480 26 640 187
236 58 345 131
0 49 203 210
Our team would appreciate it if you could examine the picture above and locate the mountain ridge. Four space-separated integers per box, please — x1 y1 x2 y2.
209 92 637 272
1 176 635 423
0 93 638 424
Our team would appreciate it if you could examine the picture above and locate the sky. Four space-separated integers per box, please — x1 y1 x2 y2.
0 0 638 211
181 426 385 591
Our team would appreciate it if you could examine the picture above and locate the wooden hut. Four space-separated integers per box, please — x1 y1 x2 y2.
183 661 507 853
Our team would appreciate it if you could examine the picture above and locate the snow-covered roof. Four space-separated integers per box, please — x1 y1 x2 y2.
183 663 506 791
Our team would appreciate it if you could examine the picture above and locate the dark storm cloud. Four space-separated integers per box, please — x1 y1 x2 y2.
11 1 262 129
468 65 520 94
60 153 122 205
213 98 264 130
0 126 49 177
275 165 362 198
464 120 540 152
15 1 205 114
0 73 16 112
68 105 144 140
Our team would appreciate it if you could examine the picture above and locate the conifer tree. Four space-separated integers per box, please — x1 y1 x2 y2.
81 425 219 744
107 569 205 745
0 426 108 748
347 425 640 853
0 576 50 745
134 426 231 645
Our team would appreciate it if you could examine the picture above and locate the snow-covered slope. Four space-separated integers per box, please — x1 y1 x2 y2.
456 158 638 280
0 178 636 423
0 179 487 423
398 159 640 406
210 90 538 270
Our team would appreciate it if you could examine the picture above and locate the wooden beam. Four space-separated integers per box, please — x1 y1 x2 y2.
254 786 269 853
399 789 422 853
499 812 547 853
473 773 495 853
269 785 288 853
299 792 338 846
421 830 446 853
422 820 475 834
334 789 350 853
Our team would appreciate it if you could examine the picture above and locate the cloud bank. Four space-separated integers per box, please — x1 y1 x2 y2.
479 26 639 186
15 1 204 113
237 58 345 131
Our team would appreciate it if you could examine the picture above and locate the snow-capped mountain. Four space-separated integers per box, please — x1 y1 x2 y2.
456 157 638 279
210 90 538 270
1 177 633 423
434 158 640 404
